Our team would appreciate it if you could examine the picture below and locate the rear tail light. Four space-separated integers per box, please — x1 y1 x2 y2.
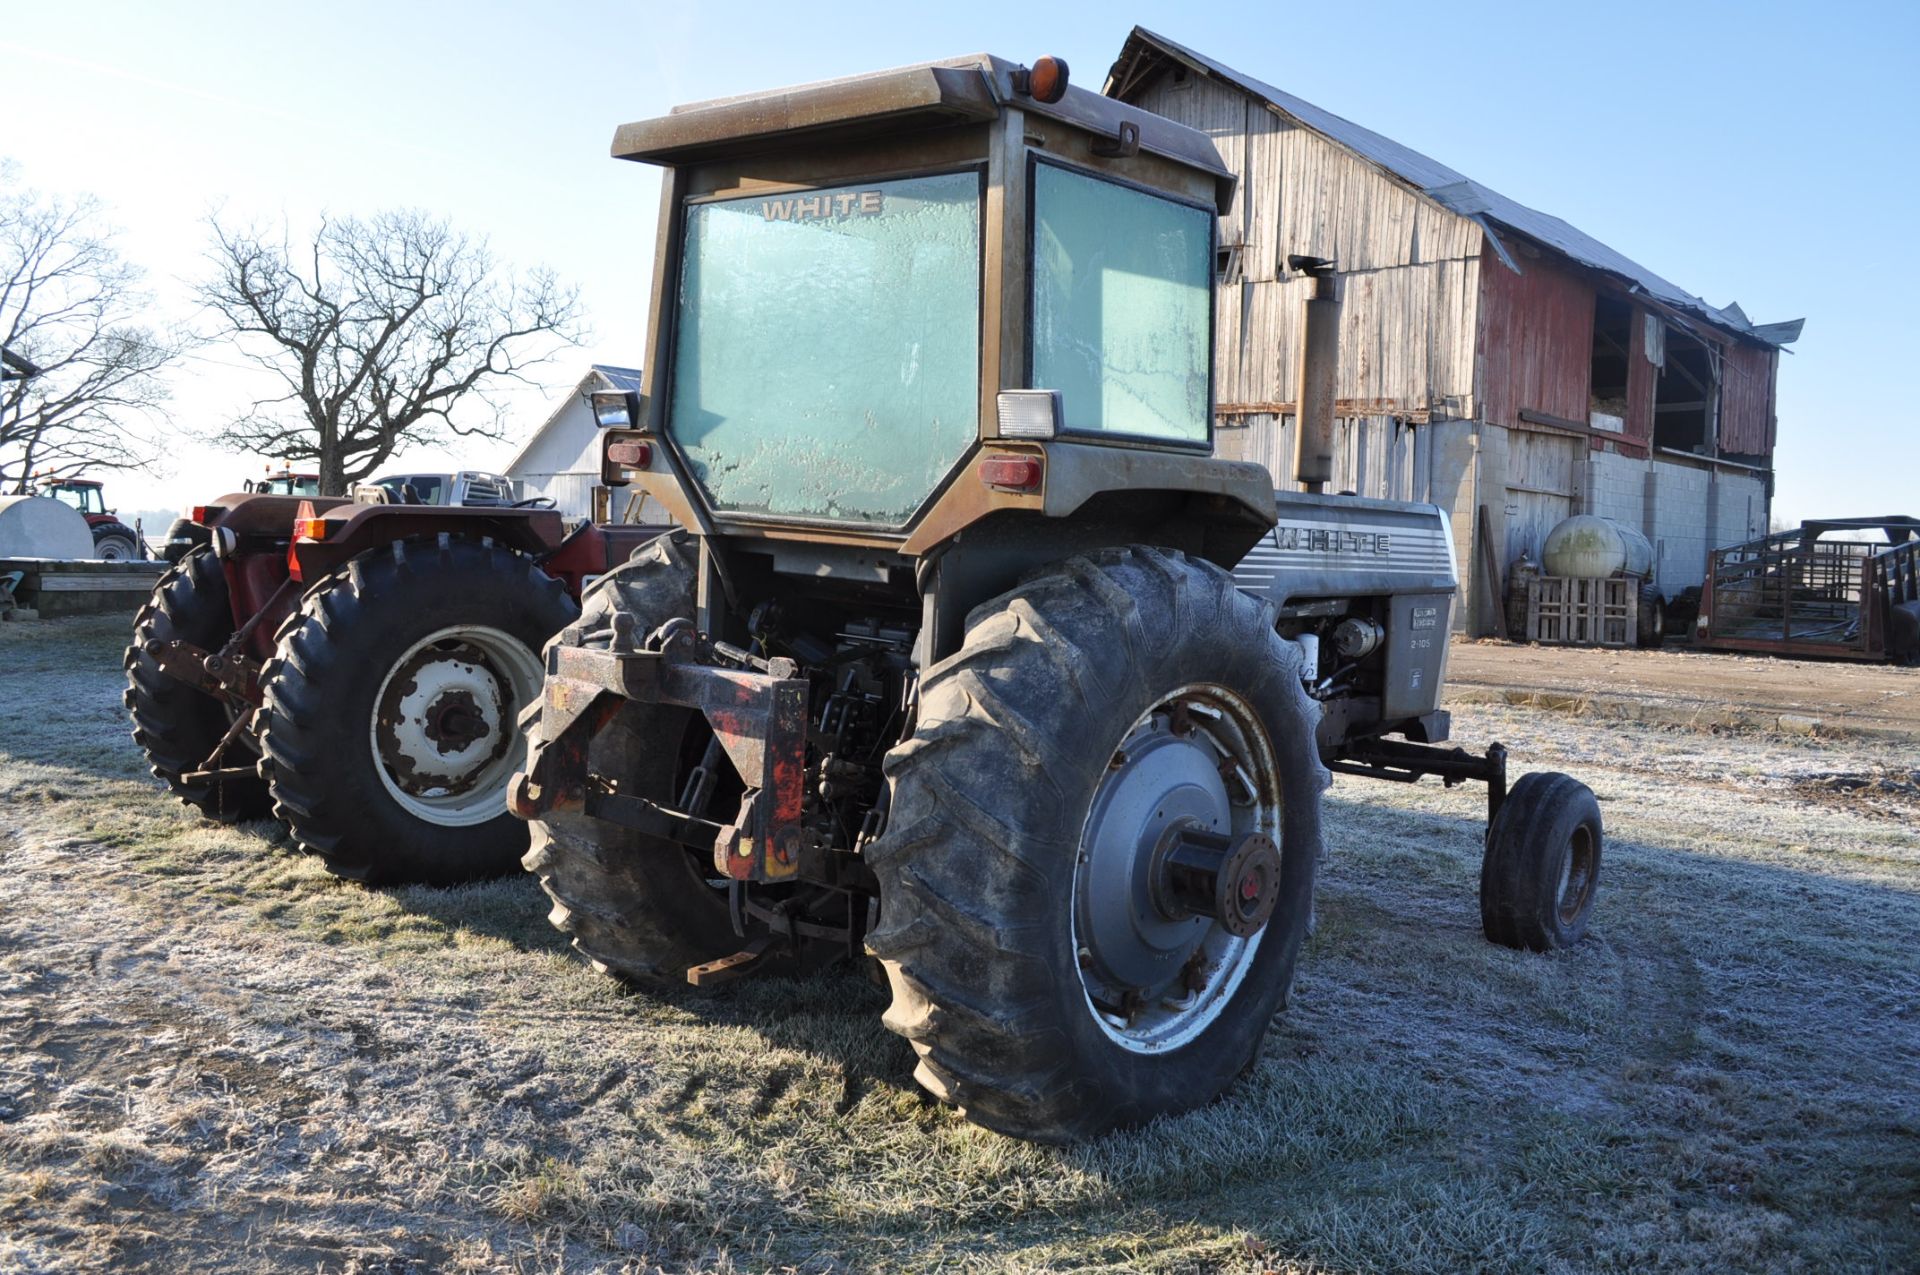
979 454 1043 493
191 505 210 524
606 440 652 468
294 518 328 541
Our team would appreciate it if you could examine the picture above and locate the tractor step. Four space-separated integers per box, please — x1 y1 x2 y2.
686 936 775 987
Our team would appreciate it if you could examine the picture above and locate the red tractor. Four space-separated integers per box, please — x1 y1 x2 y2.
125 488 667 884
34 477 144 559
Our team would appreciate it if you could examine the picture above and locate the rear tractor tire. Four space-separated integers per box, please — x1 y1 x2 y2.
519 530 748 984
92 528 140 561
866 547 1328 1141
1480 771 1602 952
124 548 273 822
258 536 576 885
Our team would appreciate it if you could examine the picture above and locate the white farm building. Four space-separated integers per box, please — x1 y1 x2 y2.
505 364 653 523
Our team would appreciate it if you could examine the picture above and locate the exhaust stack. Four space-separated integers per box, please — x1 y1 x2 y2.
1290 255 1340 494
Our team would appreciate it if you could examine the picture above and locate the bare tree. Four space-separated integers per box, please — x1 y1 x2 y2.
0 165 174 493
197 210 585 494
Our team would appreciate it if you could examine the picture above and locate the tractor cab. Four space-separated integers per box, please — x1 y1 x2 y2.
42 478 108 518
595 54 1273 659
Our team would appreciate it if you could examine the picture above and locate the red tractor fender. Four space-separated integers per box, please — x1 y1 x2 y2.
286 502 571 583
188 493 673 661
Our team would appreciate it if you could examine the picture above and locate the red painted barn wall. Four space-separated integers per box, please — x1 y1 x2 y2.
1477 245 1594 429
1718 341 1777 458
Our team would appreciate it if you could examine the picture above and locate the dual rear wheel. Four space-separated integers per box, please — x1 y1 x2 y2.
125 539 575 885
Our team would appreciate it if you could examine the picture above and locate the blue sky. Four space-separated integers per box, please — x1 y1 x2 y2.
2 0 1914 522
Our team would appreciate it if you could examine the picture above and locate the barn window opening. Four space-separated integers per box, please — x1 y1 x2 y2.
1588 293 1634 435
1215 243 1244 285
1652 324 1718 454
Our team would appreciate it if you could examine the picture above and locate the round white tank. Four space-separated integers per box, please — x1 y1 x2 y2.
1542 514 1655 580
0 495 97 560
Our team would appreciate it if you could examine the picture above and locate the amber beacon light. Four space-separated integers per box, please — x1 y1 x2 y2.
1014 56 1069 103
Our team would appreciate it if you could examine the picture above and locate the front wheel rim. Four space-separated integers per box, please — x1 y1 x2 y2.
369 624 543 828
1071 683 1284 1055
1557 825 1597 924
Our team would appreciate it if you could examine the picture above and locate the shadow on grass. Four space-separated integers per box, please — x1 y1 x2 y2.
385 873 576 955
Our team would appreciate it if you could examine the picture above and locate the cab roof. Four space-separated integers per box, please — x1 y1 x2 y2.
611 53 1235 212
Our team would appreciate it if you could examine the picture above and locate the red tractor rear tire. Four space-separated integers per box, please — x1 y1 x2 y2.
258 536 576 885
123 549 274 822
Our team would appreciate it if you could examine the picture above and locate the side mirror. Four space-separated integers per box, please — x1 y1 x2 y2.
590 389 644 430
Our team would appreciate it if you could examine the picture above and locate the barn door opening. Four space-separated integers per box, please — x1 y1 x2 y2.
1588 294 1634 437
1652 324 1719 455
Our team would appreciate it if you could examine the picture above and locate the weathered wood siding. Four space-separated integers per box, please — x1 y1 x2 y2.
1216 413 1430 502
1477 245 1594 430
1718 341 1777 457
1132 74 1483 456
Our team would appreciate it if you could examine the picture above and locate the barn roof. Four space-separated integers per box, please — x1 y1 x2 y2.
1107 28 1802 349
504 364 644 474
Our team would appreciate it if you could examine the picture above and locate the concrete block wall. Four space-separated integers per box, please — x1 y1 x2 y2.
1405 423 1770 633
1648 460 1713 595
1585 449 1647 526
1714 472 1767 551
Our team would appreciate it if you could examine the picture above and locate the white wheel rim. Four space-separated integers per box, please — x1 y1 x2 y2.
1071 682 1283 1055
368 624 542 828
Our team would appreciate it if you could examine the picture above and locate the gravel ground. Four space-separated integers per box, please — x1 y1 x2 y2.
1 615 1915 1274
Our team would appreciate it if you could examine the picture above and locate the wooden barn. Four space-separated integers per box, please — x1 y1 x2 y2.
1106 28 1802 632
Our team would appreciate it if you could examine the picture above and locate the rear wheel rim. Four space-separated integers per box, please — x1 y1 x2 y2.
1071 683 1282 1055
369 624 542 828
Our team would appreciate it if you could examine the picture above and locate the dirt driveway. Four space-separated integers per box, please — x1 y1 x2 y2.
1447 640 1920 740
2 616 1917 1273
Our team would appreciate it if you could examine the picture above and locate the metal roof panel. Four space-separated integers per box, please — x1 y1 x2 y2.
1111 28 1800 347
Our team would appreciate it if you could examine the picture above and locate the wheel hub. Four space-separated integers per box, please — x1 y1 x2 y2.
1078 728 1225 992
376 640 509 797
1152 825 1282 938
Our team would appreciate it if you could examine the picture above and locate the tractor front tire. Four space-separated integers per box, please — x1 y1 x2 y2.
258 536 575 885
124 548 273 822
867 547 1328 1141
1480 771 1602 951
520 530 744 984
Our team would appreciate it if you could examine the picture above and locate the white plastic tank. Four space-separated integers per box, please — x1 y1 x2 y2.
0 495 97 560
1542 514 1654 580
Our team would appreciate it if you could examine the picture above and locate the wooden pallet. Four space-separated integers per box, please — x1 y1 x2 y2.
1527 576 1638 647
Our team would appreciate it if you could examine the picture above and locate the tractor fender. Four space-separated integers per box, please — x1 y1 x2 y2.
904 439 1276 570
287 503 570 582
